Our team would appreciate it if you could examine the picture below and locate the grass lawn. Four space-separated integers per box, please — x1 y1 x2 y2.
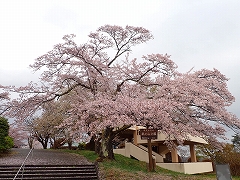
62 149 240 180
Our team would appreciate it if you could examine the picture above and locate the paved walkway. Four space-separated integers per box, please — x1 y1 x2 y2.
0 148 92 165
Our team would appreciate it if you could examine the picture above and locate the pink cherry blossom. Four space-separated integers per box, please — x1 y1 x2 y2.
3 25 240 159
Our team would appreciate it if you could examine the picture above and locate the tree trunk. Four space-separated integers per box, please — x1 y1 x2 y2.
98 126 115 160
95 125 132 161
38 139 48 149
28 136 34 149
40 138 48 149
95 135 101 155
42 142 48 149
52 138 66 149
67 139 72 150
36 134 49 149
49 138 54 148
86 135 96 151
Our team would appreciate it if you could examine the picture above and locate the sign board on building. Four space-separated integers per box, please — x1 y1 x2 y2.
216 164 232 180
140 129 158 140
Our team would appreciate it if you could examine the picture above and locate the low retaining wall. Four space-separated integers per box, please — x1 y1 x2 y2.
156 162 213 174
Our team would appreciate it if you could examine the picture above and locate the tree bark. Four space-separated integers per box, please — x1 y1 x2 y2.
95 135 101 155
67 139 72 150
96 125 132 161
98 126 115 160
28 136 34 149
36 134 49 149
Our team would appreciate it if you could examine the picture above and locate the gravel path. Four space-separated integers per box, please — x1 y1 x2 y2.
0 148 92 165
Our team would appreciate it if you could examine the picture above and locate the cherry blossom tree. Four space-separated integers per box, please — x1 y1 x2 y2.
1 87 27 148
9 122 28 148
0 85 10 116
5 25 240 160
24 100 71 149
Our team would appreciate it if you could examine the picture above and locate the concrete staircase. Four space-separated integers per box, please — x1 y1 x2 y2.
0 164 99 180
114 142 164 163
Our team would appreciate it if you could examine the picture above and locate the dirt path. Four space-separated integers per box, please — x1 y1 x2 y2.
0 148 92 165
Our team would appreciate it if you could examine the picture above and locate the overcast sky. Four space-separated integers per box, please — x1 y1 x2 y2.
1 0 239 137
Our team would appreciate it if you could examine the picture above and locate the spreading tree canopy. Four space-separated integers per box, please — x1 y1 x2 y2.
4 25 240 159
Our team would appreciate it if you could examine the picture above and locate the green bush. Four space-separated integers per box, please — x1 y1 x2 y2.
78 142 86 150
0 116 9 137
0 117 13 152
0 136 14 152
4 136 14 149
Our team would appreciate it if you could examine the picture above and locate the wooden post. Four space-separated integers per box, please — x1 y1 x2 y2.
147 139 153 171
171 148 178 163
152 157 156 171
133 130 138 145
140 127 158 172
190 144 197 162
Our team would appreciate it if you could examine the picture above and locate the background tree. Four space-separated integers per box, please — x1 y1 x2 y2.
197 143 240 176
31 117 51 149
25 100 72 149
5 25 240 160
0 116 13 152
9 122 28 148
0 86 10 116
231 134 240 152
177 146 190 162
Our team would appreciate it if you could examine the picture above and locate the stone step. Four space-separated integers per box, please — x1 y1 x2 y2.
0 165 96 171
1 176 98 180
0 164 98 180
0 169 96 174
0 164 96 168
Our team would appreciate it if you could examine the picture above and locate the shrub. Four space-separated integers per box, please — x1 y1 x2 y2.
0 117 13 152
78 142 86 150
4 136 14 149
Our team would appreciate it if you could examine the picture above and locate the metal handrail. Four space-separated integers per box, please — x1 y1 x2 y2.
13 148 34 180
